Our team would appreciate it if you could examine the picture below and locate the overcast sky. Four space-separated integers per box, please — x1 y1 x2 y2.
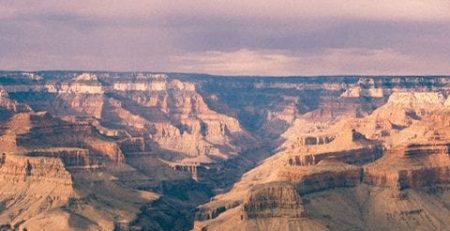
1 0 449 75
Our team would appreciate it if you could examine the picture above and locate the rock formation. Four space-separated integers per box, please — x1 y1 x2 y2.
242 182 305 219
0 72 449 230
193 83 450 231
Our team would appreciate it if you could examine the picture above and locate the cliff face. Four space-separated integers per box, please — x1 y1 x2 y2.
364 144 450 190
3 73 258 165
0 88 31 113
242 182 304 219
9 112 125 164
107 77 257 163
0 155 74 228
0 154 72 183
0 72 263 230
1 72 450 231
194 77 450 231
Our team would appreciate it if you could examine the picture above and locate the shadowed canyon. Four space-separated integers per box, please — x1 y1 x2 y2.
0 72 449 231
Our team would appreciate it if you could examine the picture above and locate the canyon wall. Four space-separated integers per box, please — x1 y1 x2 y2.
193 77 450 231
0 72 449 231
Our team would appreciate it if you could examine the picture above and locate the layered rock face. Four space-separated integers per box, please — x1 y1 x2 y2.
12 112 124 164
387 92 446 106
0 155 75 229
0 71 263 230
242 182 304 219
194 81 450 231
363 145 450 190
3 72 257 165
120 79 256 163
280 159 363 195
0 154 72 183
1 72 450 231
0 88 31 113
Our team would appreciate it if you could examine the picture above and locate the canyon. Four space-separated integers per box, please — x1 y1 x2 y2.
0 72 449 230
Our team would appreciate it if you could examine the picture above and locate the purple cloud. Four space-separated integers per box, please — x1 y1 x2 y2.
0 0 449 75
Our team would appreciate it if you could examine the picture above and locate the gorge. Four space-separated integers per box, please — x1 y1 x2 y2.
0 72 449 231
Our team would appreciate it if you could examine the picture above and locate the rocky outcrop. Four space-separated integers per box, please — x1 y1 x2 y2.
298 169 361 195
364 165 450 190
195 200 241 221
2 73 103 94
23 148 91 167
340 78 385 98
0 88 31 113
300 135 336 146
0 155 74 229
91 120 130 138
387 92 446 105
13 112 125 163
340 77 450 99
119 137 146 153
83 138 124 164
242 182 304 219
0 154 74 228
287 145 383 166
16 113 92 147
0 154 72 183
105 78 258 162
404 143 450 157
279 159 363 195
109 73 168 92
364 142 450 190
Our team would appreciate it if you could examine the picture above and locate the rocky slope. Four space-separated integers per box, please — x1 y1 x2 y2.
3 73 257 165
0 72 449 230
0 154 75 229
194 83 450 231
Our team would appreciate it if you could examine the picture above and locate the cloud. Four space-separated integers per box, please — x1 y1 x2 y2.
170 48 450 76
0 1 449 75
2 0 449 21
170 49 300 76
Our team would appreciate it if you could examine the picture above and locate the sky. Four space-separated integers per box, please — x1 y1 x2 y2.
0 0 449 76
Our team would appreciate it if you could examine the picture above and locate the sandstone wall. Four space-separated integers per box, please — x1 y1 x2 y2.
242 182 304 219
288 145 383 167
0 154 72 184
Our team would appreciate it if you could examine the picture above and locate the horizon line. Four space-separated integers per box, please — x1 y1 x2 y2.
0 69 449 78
